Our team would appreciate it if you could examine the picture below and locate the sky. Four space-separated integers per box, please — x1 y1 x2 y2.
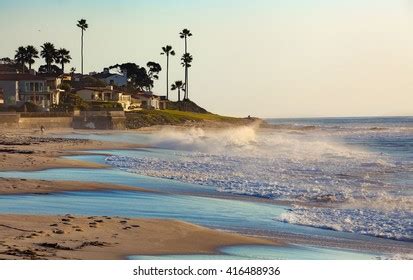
0 0 412 117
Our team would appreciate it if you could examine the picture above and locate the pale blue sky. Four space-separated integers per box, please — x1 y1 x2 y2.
1 0 412 117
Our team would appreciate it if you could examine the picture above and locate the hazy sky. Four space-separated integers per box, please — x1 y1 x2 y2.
0 0 412 117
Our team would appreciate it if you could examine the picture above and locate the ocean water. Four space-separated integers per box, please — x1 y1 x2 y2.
102 117 412 242
130 245 377 260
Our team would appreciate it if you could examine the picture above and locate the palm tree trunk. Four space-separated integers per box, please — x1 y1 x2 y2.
29 63 32 70
184 37 188 100
62 62 64 73
81 29 84 75
178 88 181 101
185 67 188 100
166 54 169 100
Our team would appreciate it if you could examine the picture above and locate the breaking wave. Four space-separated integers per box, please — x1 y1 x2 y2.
105 124 413 241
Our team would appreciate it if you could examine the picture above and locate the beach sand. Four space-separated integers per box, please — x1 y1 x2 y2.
0 129 141 171
0 215 276 260
0 178 151 195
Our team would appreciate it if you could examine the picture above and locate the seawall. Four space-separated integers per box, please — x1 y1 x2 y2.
0 111 125 130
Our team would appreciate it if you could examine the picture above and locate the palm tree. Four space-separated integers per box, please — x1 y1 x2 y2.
55 48 72 73
14 46 27 73
179 28 192 54
25 45 39 70
40 42 57 73
179 29 192 98
161 45 175 100
180 53 193 100
77 19 88 75
171 81 185 102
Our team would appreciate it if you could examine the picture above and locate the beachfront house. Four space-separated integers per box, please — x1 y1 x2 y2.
0 73 62 108
92 68 128 87
76 86 132 110
131 92 161 110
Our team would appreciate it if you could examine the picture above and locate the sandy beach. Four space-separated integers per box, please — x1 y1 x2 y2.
0 129 141 171
0 214 276 260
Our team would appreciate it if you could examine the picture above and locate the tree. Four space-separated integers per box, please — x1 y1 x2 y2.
180 53 193 100
70 67 76 76
40 42 57 73
179 28 192 54
0 57 14 64
161 45 175 100
25 45 39 70
171 80 185 102
55 48 72 73
179 28 192 98
146 62 162 91
77 19 88 75
110 62 161 92
14 46 27 73
38 64 62 75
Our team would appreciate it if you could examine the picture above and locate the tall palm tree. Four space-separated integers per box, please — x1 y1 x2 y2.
171 81 185 101
179 28 192 54
25 45 39 70
161 45 175 100
179 29 192 98
40 42 57 73
14 46 27 73
77 19 88 75
180 53 193 100
55 48 72 73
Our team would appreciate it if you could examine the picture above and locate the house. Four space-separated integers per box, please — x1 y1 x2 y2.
159 96 168 110
131 92 161 110
93 68 128 87
0 73 61 108
76 86 132 110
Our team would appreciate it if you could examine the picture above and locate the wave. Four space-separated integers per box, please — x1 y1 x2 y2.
105 125 412 241
278 206 412 242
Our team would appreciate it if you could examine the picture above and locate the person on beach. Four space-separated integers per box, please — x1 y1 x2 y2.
40 125 45 134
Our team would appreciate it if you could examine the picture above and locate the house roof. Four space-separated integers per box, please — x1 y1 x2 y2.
77 87 124 94
93 72 120 79
0 64 20 73
132 92 160 99
0 73 46 81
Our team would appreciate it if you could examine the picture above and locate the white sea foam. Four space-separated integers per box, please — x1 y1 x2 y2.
278 206 412 241
105 125 413 241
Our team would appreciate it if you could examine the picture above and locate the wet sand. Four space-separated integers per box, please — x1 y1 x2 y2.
0 215 276 260
0 130 142 171
0 178 150 195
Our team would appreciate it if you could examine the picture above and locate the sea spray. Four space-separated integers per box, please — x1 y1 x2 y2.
105 124 412 241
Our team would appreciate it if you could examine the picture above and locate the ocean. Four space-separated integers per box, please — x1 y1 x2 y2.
103 116 412 242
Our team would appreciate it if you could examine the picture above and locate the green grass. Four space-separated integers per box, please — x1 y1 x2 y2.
160 110 239 122
125 109 247 129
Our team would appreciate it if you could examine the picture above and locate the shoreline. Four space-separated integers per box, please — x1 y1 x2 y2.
0 129 145 171
0 128 282 260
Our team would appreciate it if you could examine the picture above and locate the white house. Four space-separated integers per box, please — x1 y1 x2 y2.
0 73 61 108
93 68 128 87
76 86 132 110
